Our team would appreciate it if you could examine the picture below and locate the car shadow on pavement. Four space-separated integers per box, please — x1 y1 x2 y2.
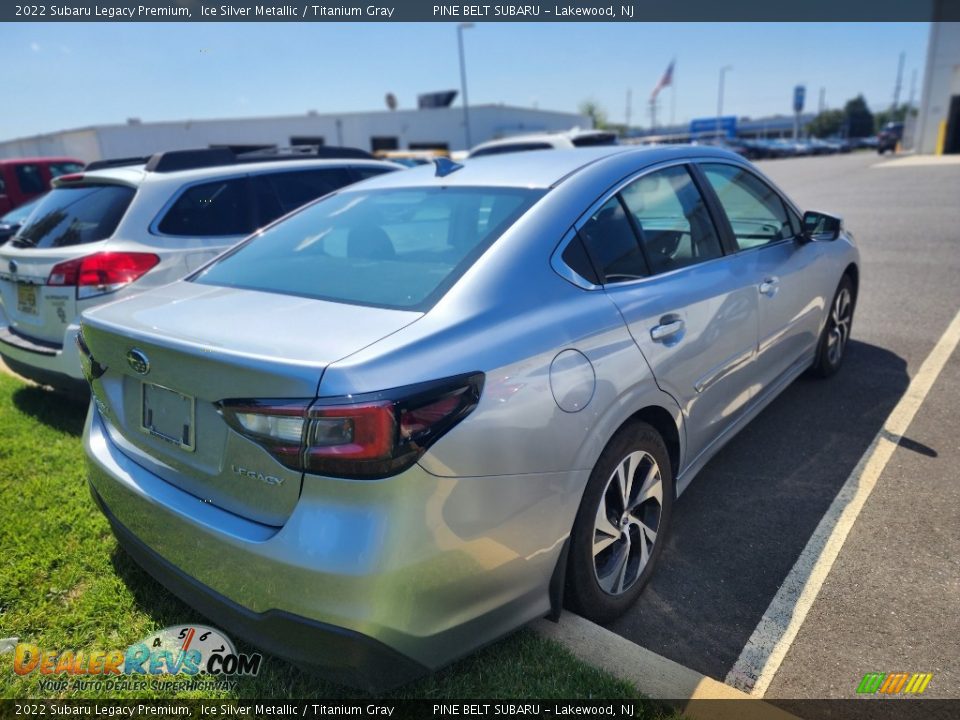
604 339 911 681
12 385 89 437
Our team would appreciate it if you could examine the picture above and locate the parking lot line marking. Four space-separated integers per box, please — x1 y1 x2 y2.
534 615 800 719
725 306 960 697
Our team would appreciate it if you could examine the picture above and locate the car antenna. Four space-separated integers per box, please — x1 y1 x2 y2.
433 157 464 177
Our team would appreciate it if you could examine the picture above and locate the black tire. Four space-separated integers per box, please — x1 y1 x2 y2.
565 421 673 623
811 275 856 378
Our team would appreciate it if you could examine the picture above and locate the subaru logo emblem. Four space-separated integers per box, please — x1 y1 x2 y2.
8 260 16 274
126 349 150 375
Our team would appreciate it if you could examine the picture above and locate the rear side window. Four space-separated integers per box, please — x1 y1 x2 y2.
193 186 543 310
158 178 252 236
619 166 723 275
578 196 648 283
15 165 44 195
700 163 794 250
14 185 135 249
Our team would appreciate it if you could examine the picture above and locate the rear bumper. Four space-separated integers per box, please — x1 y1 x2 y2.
0 307 85 389
84 406 578 689
89 481 427 691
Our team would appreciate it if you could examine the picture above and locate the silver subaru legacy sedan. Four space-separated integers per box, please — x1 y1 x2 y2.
80 145 859 689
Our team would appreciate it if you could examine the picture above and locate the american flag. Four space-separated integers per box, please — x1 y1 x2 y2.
650 60 675 102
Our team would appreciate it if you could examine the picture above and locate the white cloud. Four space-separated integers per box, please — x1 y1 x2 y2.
30 42 40 52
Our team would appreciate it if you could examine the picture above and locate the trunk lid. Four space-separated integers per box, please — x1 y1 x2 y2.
82 281 422 526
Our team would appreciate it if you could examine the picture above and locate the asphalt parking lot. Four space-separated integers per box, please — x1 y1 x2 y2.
605 152 960 699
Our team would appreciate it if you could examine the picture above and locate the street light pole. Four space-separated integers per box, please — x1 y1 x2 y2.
717 65 732 141
457 22 474 151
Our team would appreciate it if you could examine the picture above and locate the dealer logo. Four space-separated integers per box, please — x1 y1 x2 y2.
13 624 262 678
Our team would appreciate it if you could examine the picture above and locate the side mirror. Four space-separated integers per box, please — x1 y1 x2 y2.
801 210 842 242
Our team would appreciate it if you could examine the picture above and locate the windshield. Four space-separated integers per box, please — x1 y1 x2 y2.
13 184 135 248
193 186 544 310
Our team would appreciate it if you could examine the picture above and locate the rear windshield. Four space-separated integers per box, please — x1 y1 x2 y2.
13 185 135 249
193 186 544 310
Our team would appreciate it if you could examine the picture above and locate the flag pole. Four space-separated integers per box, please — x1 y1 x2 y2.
670 60 677 127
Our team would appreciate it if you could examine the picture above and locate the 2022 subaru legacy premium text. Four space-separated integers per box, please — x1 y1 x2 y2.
80 146 859 689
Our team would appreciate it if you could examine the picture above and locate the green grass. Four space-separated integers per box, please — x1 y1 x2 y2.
0 372 673 712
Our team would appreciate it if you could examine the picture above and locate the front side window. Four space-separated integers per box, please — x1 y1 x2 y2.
158 178 252 236
353 166 397 181
619 165 724 275
258 168 354 218
571 133 618 147
14 185 135 249
15 164 44 195
193 186 543 310
701 163 794 250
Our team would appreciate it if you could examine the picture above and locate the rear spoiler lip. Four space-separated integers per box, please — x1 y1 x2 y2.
50 174 142 190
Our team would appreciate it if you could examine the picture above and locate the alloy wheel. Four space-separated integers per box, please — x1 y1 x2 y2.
826 287 853 366
592 450 663 595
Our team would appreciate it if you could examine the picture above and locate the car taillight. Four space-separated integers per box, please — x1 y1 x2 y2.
47 252 160 299
217 373 484 480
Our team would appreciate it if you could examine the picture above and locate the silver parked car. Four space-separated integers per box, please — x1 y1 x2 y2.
81 146 859 689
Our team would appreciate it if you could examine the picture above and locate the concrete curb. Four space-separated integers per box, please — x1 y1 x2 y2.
534 614 799 719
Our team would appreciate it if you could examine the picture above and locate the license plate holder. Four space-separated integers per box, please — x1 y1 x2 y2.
141 382 195 452
16 283 38 315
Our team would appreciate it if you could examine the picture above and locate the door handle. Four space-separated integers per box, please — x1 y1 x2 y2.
651 318 685 342
759 276 780 297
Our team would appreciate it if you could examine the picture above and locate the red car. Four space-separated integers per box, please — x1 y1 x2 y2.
0 157 85 214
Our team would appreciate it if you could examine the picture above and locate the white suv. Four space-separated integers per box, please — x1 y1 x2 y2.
0 148 398 391
467 128 618 158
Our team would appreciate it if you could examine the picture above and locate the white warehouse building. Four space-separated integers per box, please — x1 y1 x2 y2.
914 15 960 154
0 104 591 162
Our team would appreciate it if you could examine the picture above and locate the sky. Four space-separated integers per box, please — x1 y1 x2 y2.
0 22 930 140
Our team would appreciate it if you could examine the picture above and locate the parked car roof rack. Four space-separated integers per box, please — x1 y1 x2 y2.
84 156 152 171
143 146 375 174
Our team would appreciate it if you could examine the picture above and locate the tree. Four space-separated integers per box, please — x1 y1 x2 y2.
806 109 845 138
842 95 875 138
578 99 609 130
875 104 917 132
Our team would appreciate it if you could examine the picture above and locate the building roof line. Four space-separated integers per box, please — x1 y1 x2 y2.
0 104 588 146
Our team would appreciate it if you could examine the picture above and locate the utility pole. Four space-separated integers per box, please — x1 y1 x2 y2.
717 65 732 140
818 87 826 114
908 68 918 110
892 51 905 112
457 22 474 151
625 88 632 130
